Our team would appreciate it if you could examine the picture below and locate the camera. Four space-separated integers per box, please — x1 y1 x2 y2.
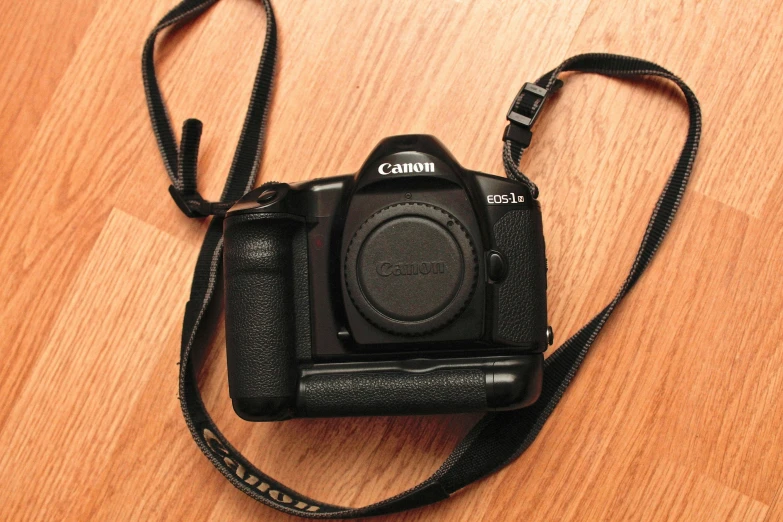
223 135 550 420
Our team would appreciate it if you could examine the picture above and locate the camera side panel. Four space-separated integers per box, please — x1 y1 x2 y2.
469 172 548 350
492 209 548 347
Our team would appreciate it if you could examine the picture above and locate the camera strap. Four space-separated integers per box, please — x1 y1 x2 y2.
143 0 701 517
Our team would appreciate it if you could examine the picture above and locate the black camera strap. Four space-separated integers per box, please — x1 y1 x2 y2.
143 0 701 517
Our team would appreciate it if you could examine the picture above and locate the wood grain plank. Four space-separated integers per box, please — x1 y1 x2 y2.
767 486 783 522
113 0 593 238
596 452 769 521
1 0 782 520
563 0 783 218
0 0 189 430
763 173 783 517
0 209 197 520
0 0 101 189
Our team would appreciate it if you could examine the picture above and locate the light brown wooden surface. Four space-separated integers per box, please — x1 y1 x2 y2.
1 0 782 520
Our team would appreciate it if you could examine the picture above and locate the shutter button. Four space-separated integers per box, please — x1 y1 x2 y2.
487 250 507 283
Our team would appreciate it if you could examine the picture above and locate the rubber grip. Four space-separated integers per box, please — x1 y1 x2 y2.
492 208 548 347
223 212 309 421
297 369 487 417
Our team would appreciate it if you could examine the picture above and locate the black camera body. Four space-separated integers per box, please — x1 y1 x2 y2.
223 135 549 420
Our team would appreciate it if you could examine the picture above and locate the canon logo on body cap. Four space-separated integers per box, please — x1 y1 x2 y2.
378 162 435 175
376 261 446 277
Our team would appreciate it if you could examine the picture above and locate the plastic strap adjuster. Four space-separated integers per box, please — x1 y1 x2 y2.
503 79 563 148
507 82 549 127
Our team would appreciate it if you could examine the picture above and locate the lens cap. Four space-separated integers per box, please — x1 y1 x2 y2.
345 203 477 335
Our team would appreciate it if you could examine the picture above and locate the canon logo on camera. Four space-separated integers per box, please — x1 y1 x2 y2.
377 161 435 175
376 261 446 277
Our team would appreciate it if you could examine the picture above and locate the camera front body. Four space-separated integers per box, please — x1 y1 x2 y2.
223 135 549 420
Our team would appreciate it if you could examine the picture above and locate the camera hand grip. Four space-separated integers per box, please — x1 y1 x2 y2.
223 212 310 421
298 369 487 417
296 355 543 417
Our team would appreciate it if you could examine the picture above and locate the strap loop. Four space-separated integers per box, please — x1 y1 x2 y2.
168 118 234 217
177 118 202 196
143 0 277 219
167 186 234 218
168 118 223 218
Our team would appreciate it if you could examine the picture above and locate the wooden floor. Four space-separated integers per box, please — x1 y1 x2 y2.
1 0 782 520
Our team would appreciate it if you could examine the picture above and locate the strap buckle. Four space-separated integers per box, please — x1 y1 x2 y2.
507 82 548 127
503 80 563 148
